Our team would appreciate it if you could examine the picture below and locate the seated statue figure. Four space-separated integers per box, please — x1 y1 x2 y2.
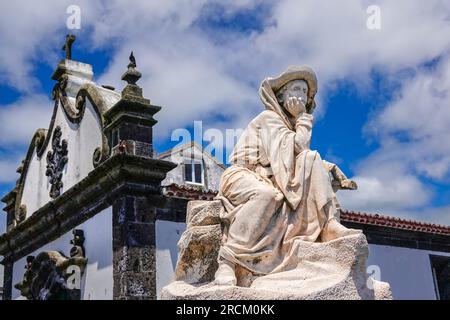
213 66 362 286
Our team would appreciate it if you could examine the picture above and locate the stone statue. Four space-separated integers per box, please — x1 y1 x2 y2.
162 66 392 300
214 66 361 285
15 229 87 300
14 251 87 300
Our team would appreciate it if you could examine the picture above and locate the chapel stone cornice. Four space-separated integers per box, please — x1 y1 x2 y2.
0 153 176 264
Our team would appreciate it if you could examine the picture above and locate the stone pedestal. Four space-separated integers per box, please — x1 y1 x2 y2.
162 200 393 300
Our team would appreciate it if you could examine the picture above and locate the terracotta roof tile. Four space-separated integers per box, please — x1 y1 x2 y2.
340 209 450 235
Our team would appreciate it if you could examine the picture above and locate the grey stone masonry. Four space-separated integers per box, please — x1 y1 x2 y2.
2 263 12 300
113 196 157 300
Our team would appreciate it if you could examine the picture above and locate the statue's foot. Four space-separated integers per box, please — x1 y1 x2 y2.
213 260 237 286
321 218 362 242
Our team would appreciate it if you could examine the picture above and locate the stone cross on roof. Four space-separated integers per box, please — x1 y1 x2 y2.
62 34 76 60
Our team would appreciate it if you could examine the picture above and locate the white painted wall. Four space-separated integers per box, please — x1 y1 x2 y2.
12 207 113 300
21 100 103 217
367 244 450 300
154 222 449 300
155 220 186 298
0 263 3 287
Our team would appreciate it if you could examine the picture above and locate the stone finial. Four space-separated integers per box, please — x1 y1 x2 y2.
105 50 161 159
121 51 142 86
62 34 76 60
128 51 137 68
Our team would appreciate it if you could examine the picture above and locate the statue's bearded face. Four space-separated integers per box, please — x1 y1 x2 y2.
277 80 309 118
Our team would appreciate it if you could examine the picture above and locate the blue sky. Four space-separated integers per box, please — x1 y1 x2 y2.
1 0 450 233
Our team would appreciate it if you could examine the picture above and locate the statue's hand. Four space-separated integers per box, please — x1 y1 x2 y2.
307 102 316 115
340 179 358 190
285 97 306 118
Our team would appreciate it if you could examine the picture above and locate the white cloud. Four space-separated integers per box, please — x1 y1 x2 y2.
94 0 450 136
0 94 53 146
1 0 450 224
418 205 450 226
366 56 450 182
0 94 53 185
2 1 450 133
0 0 84 89
338 173 431 213
0 156 21 184
339 55 450 224
97 42 258 139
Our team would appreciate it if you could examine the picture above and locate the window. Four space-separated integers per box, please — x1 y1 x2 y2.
184 160 203 185
430 255 450 300
112 129 119 147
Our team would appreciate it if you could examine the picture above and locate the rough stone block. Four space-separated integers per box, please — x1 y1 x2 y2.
173 200 224 284
186 200 222 227
163 233 393 300
175 224 222 284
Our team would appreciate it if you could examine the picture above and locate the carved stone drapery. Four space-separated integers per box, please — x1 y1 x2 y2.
46 126 68 199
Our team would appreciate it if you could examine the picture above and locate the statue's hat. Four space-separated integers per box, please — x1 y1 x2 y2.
267 65 318 101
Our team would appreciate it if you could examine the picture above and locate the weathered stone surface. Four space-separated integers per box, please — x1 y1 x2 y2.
175 225 222 284
162 233 392 300
113 194 158 300
14 251 87 300
2 262 13 300
174 200 223 284
186 200 222 227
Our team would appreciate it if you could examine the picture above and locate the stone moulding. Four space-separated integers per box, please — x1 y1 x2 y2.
4 128 50 227
0 154 176 264
52 77 112 124
16 205 27 224
55 83 112 167
2 83 116 228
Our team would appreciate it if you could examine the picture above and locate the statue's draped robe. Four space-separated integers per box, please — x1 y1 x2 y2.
217 80 340 275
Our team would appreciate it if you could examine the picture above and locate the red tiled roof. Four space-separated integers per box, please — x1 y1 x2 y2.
340 210 450 235
162 183 217 201
163 183 450 236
